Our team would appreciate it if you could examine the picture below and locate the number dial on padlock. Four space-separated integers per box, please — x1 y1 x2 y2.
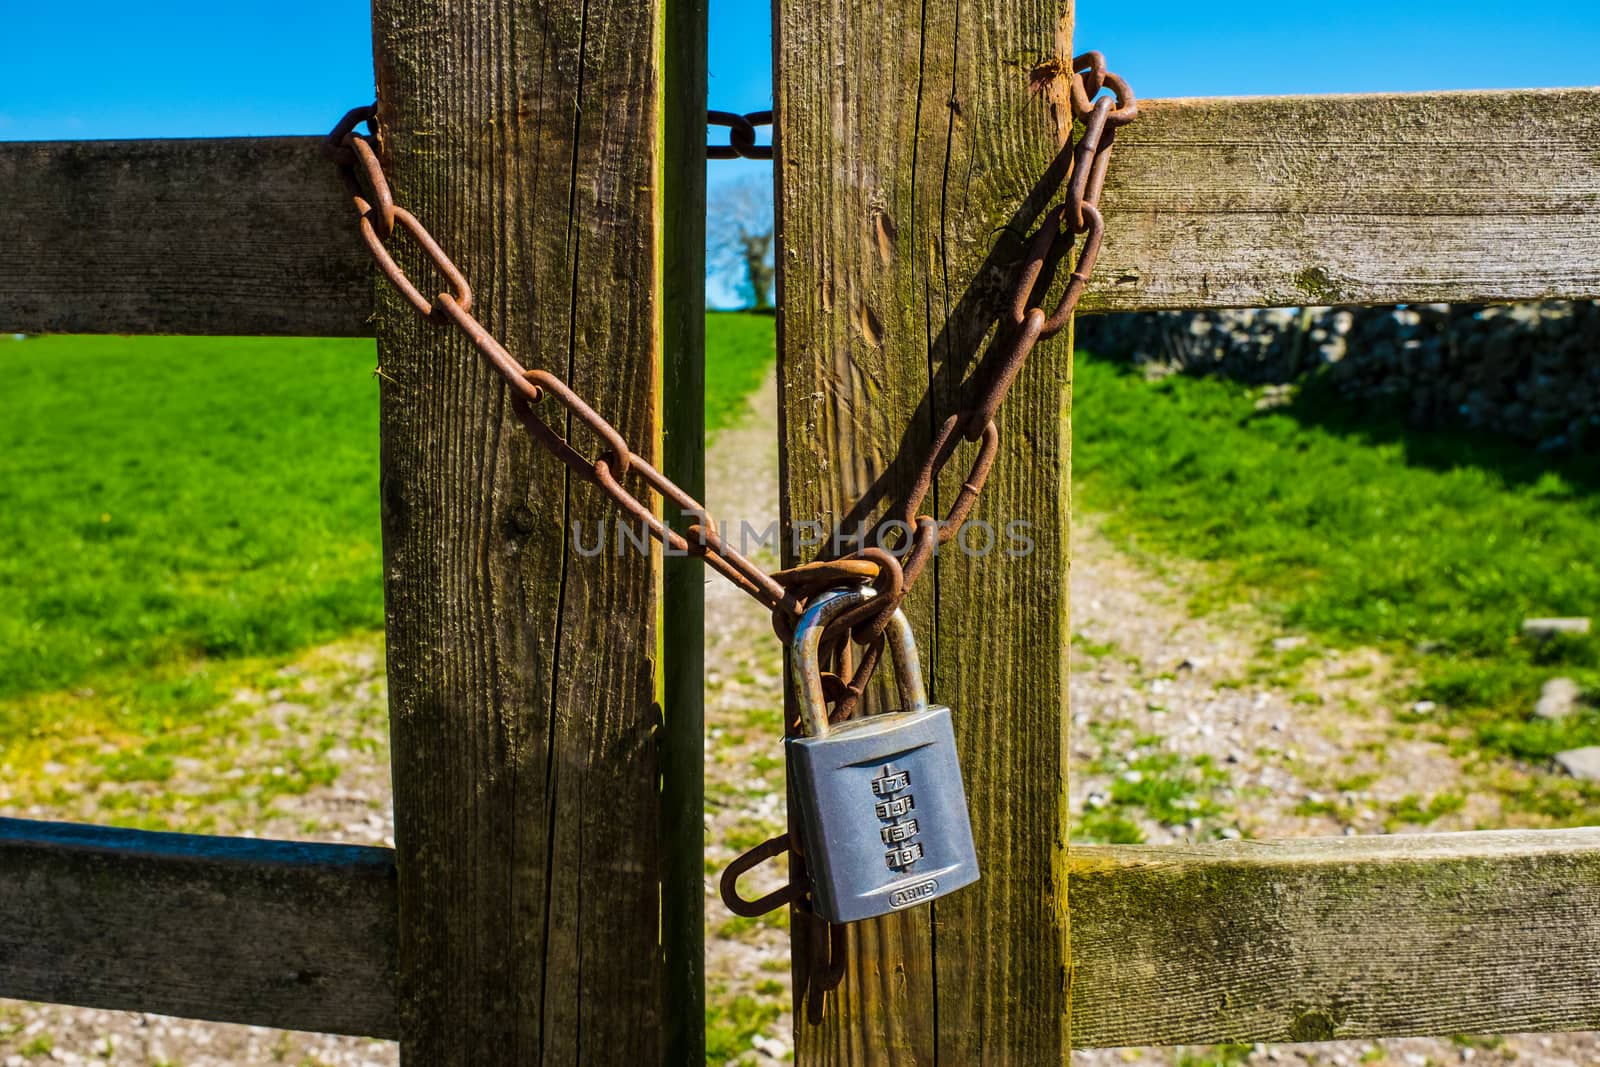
787 587 980 924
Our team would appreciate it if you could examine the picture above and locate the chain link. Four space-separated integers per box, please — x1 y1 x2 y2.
326 54 1134 721
707 110 773 160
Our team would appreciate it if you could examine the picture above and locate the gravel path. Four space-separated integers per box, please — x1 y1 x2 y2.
701 370 794 1065
1068 513 1479 846
5 372 1598 1065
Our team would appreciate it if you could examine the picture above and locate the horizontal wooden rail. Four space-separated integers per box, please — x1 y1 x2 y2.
1 89 1596 335
0 818 396 1038
1089 87 1600 311
0 137 372 336
1070 828 1600 1047
7 819 1600 1047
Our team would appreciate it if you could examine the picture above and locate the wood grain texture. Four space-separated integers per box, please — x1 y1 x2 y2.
4 87 1595 339
0 818 396 1038
1070 829 1600 1048
0 137 372 336
371 2 665 1063
1089 87 1600 311
17 819 1600 1049
776 1 1075 1061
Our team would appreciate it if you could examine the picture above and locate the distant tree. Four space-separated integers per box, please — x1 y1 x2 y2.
707 175 775 310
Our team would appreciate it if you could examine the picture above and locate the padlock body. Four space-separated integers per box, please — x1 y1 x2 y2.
789 704 979 923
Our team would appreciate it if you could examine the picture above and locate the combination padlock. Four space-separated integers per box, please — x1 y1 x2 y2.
788 586 980 923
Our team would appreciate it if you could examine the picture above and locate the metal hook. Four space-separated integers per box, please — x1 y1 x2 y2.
720 832 804 918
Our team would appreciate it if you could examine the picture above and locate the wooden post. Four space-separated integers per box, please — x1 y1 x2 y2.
371 0 680 1061
776 0 1076 1060
662 0 709 1062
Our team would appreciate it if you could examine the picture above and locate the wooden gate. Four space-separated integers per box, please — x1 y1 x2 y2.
1 0 1599 1062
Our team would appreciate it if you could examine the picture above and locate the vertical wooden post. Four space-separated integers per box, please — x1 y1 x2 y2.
776 0 1076 1060
662 0 709 1062
371 0 680 1061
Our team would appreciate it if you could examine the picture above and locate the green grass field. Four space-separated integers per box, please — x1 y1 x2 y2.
8 318 1598 809
703 311 778 434
0 334 383 703
0 332 387 825
1074 353 1600 819
0 315 773 777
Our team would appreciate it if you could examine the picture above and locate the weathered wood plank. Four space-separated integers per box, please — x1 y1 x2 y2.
1091 88 1600 311
776 0 1075 1060
0 137 372 336
1071 829 1600 1048
3 88 1595 337
371 0 666 1063
0 818 396 1038
14 819 1600 1048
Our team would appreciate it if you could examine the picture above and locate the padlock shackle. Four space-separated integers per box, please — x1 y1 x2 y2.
791 586 928 739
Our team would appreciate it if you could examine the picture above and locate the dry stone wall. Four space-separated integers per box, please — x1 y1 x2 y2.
1076 302 1600 450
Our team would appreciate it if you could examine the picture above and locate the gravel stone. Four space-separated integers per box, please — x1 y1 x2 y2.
1536 677 1583 720
1525 617 1592 639
1556 747 1600 781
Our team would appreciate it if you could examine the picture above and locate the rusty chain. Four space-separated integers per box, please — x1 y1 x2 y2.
325 104 805 624
325 52 1134 722
707 110 773 160
780 52 1136 718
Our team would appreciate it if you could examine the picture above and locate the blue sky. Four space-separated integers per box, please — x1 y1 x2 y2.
6 0 1593 141
5 0 1595 141
4 0 1594 300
